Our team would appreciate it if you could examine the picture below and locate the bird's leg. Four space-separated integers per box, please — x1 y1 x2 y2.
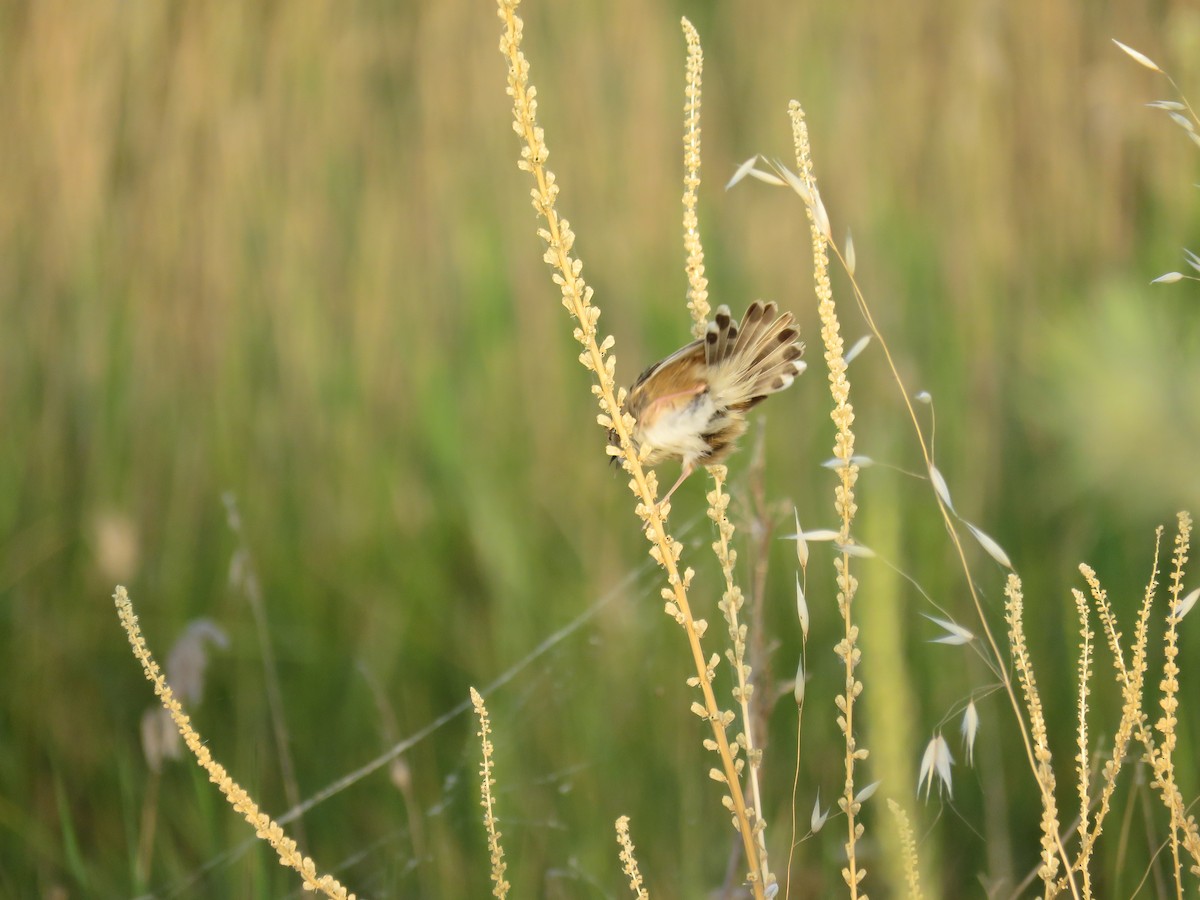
660 463 694 507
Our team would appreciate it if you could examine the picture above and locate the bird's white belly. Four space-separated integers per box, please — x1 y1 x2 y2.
640 393 721 466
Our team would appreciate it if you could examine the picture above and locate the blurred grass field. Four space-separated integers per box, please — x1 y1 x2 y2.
2 1 1200 897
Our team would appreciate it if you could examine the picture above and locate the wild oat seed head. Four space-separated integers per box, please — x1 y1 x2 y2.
811 793 829 833
923 614 974 646
917 734 954 801
843 334 870 365
1113 39 1164 73
966 522 1013 569
927 464 954 513
726 155 760 191
795 575 810 640
853 780 880 805
1174 586 1200 620
961 700 979 766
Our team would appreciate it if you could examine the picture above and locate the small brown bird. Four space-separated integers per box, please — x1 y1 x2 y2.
610 301 806 501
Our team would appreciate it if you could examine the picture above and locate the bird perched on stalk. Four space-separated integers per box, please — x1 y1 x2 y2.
609 301 806 501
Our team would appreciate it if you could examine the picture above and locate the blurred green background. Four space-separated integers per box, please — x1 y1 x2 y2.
2 1 1199 897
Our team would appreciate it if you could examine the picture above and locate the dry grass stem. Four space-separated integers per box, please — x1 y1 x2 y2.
1070 564 1132 883
707 466 772 888
470 688 510 899
113 587 356 900
789 101 869 897
767 91 1086 898
1147 513 1200 885
1071 588 1094 899
495 3 765 892
1004 575 1072 898
1074 561 1146 864
1055 520 1200 895
785 517 811 899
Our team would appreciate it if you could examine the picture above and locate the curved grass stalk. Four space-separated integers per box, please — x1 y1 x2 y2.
495 2 767 893
114 587 356 900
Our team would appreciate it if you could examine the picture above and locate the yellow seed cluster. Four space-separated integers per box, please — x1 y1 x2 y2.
885 799 924 900
470 688 510 899
1148 513 1200 882
707 466 772 889
1042 515 1200 894
615 816 650 899
1075 562 1138 866
1003 575 1061 893
680 18 709 338
113 587 356 900
1071 588 1094 897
